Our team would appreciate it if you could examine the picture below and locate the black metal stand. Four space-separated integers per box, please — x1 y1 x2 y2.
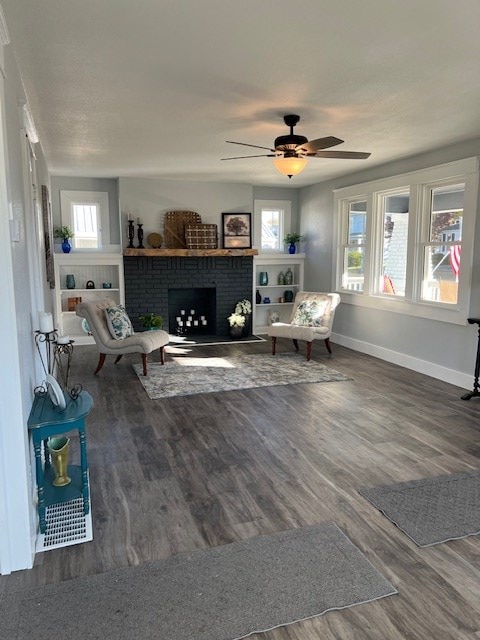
461 318 480 400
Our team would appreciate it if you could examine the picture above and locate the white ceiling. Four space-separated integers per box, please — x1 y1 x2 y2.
3 0 480 187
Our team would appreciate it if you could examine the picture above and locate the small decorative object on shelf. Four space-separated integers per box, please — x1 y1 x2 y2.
137 217 145 249
259 271 268 285
102 282 112 289
278 270 285 285
66 274 76 289
35 312 57 377
268 311 280 324
263 296 271 304
86 280 95 289
284 290 294 303
285 267 293 285
139 312 163 330
54 226 74 254
256 289 262 304
284 232 303 254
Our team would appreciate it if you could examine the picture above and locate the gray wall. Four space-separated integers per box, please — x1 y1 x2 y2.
50 176 120 246
299 138 480 386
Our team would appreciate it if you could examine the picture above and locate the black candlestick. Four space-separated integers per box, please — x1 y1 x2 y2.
137 223 144 249
127 220 135 248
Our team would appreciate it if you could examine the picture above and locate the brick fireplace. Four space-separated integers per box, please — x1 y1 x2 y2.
123 254 254 336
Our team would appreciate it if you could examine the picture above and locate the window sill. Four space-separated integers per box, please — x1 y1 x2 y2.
338 290 467 326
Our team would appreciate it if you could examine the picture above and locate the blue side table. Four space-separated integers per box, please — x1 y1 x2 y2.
27 390 93 534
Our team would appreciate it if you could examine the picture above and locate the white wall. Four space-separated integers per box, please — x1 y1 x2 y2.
300 139 480 389
0 41 52 572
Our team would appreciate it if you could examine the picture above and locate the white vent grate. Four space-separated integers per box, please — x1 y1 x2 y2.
36 498 93 552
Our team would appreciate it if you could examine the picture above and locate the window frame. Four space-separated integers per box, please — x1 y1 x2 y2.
60 190 110 252
333 158 479 325
253 199 292 253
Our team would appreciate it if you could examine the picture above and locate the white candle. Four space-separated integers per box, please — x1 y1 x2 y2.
127 213 133 221
39 312 54 333
180 310 185 315
202 320 207 326
176 316 181 322
187 316 192 321
137 217 143 224
200 315 205 320
190 309 195 315
186 321 191 327
194 320 199 326
57 335 70 344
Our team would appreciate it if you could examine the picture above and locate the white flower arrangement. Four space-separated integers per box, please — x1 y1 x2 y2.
227 312 246 327
235 299 252 315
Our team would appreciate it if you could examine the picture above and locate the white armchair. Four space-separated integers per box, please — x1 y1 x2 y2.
76 298 169 376
267 292 340 361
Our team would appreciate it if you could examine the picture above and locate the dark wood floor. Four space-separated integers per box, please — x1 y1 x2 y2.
2 338 480 638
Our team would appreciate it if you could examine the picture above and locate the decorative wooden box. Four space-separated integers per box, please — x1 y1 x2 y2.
185 224 218 249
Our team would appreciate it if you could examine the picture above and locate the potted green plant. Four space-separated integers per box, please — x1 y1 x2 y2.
54 226 75 253
284 232 303 254
139 312 163 330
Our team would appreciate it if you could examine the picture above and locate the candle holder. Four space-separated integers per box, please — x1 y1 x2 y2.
35 330 58 377
137 223 144 249
127 220 135 248
53 340 74 390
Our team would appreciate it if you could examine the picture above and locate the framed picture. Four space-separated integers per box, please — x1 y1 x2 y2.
41 185 55 289
222 213 252 249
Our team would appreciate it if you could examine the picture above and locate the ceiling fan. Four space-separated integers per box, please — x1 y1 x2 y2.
222 114 371 178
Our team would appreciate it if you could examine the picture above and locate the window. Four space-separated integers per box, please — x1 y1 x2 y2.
60 190 109 251
334 158 478 324
254 200 292 252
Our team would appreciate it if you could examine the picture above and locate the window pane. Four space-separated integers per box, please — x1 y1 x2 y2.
343 247 364 291
429 184 464 243
261 209 281 251
73 204 99 249
348 202 366 244
381 191 409 296
422 246 459 304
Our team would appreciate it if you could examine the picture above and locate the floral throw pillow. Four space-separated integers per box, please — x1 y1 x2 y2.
105 305 134 340
292 300 328 327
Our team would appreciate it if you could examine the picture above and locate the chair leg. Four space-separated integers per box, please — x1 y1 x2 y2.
324 338 332 354
114 355 123 364
94 353 106 375
306 341 313 361
160 346 165 365
292 339 299 351
271 336 277 355
142 353 148 376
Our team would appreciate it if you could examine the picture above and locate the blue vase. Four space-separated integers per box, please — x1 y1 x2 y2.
288 242 296 254
62 239 71 253
66 274 76 289
259 271 268 285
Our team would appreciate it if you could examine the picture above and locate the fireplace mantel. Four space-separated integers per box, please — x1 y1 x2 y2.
123 248 258 257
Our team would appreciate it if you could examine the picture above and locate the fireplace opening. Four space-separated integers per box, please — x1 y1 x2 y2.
168 288 216 336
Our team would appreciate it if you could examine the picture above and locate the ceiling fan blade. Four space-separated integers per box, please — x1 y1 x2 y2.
296 136 344 153
221 154 276 160
226 141 276 152
310 150 371 159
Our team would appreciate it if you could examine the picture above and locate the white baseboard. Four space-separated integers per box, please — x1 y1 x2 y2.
332 332 472 391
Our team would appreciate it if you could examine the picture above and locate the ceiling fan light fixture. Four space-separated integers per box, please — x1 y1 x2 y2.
273 155 308 179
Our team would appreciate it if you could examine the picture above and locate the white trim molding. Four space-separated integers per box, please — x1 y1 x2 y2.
0 4 10 46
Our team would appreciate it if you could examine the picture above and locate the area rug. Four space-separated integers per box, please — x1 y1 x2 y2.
133 353 351 399
0 523 396 640
359 470 480 547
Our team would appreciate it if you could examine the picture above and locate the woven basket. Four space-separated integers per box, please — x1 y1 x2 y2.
185 224 218 249
164 211 201 248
